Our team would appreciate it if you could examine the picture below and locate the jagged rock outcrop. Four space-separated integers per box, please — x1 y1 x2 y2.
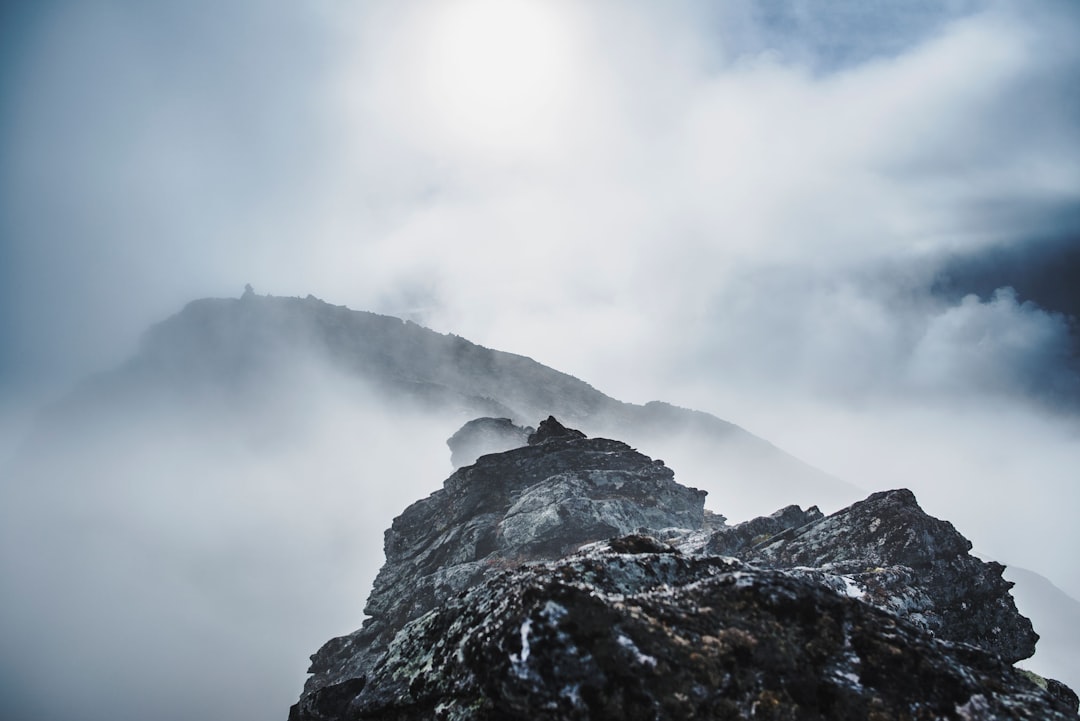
689 489 1038 664
294 420 706 715
526 415 587 445
447 418 533 469
290 418 1074 721
702 503 825 556
737 488 1038 663
330 548 1077 720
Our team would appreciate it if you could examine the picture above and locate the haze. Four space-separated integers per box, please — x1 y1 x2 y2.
2 2 1079 720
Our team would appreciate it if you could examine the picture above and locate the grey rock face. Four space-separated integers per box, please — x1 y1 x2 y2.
293 421 706 716
290 419 1069 721
702 503 824 556
526 415 587 445
446 418 533 469
338 546 1077 721
736 489 1038 663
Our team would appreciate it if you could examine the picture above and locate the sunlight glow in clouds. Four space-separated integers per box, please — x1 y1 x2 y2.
2 1 1080 719
379 0 579 158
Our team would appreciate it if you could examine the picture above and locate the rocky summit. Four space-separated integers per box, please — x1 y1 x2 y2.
290 418 1078 721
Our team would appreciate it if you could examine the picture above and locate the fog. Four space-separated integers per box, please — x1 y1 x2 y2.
1 357 463 720
2 0 1079 717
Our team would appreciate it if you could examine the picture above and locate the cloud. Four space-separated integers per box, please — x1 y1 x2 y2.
908 288 1079 399
303 0 1080 402
3 0 1078 395
1 354 461 721
2 0 1080 715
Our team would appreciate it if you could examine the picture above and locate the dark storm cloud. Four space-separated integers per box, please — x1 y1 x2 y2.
934 206 1080 320
930 206 1080 410
695 0 990 71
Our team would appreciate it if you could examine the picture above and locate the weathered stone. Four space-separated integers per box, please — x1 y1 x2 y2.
741 488 1038 663
289 420 1073 721
292 419 706 716
342 546 1077 721
446 417 533 469
703 503 823 556
527 415 586 445
1048 679 1080 713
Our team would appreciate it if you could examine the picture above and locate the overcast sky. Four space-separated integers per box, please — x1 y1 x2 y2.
2 0 1076 397
5 0 1078 523
2 0 1080 717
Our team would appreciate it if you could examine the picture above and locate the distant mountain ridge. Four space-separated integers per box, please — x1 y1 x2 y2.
81 291 859 519
3 290 1078 720
133 292 616 422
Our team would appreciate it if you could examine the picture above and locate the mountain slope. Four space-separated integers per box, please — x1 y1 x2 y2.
291 418 1076 720
69 292 861 517
0 292 859 721
1 291 1075 721
1008 566 1080 695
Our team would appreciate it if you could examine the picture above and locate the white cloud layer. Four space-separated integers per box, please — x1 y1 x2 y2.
3 1 1077 389
2 0 1080 716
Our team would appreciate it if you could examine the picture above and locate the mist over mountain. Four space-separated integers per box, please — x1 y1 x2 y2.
89 292 862 515
288 417 1076 720
3 1 1080 719
1007 566 1080 696
2 292 1079 721
0 292 858 721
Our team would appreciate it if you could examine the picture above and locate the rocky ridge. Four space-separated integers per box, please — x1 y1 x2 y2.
290 417 1076 720
112 292 860 516
297 417 708 705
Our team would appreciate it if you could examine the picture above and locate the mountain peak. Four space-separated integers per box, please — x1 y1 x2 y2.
117 294 861 518
526 415 586 445
289 421 1075 720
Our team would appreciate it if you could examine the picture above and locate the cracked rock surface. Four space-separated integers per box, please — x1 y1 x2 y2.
337 549 1076 721
289 418 1075 721
735 488 1038 663
295 420 706 709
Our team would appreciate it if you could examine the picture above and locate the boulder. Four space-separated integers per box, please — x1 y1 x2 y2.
446 417 533 469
